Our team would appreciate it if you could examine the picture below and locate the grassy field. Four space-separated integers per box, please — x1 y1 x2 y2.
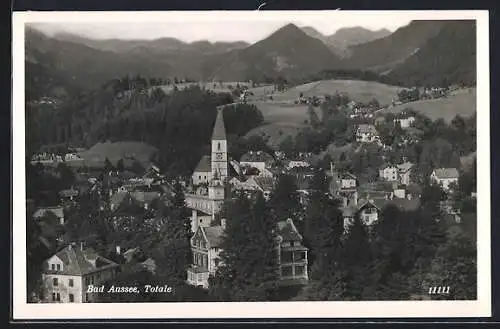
383 87 476 122
268 79 401 105
158 81 254 94
77 141 158 167
245 123 305 148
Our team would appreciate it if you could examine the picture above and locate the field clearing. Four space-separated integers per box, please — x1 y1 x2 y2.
77 141 158 167
251 101 315 125
246 123 305 148
158 81 257 94
269 79 401 105
383 88 476 122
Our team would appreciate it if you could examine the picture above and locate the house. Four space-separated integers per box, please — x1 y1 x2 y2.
286 159 311 170
430 168 460 191
276 218 309 285
192 155 212 186
240 151 274 171
40 243 119 303
186 218 309 289
379 165 399 182
64 153 84 162
187 221 225 289
393 114 416 128
338 172 357 190
357 199 383 226
397 162 414 185
59 187 79 202
356 124 380 143
33 207 65 225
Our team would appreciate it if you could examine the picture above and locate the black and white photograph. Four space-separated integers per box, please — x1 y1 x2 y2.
12 10 490 319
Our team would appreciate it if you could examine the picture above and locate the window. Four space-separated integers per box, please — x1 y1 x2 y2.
281 251 293 263
295 265 305 276
217 142 221 151
281 266 293 278
51 264 55 271
85 277 89 285
214 258 220 266
52 293 56 301
85 293 89 302
69 294 74 302
198 175 201 179
56 293 61 302
56 264 61 271
53 278 58 286
90 276 94 285
213 247 219 253
69 279 74 287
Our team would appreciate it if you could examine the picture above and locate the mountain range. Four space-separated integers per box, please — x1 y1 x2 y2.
25 19 477 98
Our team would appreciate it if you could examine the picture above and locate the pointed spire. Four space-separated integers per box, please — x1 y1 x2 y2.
212 108 226 140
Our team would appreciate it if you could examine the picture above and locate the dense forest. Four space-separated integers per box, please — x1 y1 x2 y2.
26 76 264 177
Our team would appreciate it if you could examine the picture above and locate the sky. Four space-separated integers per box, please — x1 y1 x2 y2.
28 12 413 43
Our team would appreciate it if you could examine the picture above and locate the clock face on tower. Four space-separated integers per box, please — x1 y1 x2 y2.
215 153 223 160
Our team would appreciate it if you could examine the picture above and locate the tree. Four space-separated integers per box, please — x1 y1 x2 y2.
116 159 125 173
154 181 192 281
343 214 372 300
56 162 75 190
209 192 279 301
268 174 301 221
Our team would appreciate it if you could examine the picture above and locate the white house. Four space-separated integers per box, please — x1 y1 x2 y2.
356 124 380 143
187 222 225 289
430 168 460 191
33 206 65 225
379 165 399 182
239 151 275 173
394 116 416 128
397 162 414 185
40 244 119 303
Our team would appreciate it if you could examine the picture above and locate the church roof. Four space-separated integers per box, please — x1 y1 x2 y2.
212 108 226 140
194 155 212 173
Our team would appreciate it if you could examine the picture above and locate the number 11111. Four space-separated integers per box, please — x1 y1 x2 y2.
428 286 450 294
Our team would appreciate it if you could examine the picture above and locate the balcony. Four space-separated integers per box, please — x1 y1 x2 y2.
186 265 210 289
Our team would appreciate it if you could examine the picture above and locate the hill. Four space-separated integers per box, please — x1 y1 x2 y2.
77 141 159 168
382 87 476 122
212 23 342 81
53 31 249 56
301 26 392 58
268 79 401 105
343 20 448 73
327 26 391 50
25 27 175 91
387 20 476 87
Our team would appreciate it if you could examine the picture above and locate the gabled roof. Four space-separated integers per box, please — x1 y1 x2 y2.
43 245 118 276
357 124 378 134
386 197 421 212
33 207 64 220
240 151 274 163
277 218 303 242
202 225 224 248
397 162 414 173
59 188 79 198
212 108 226 140
194 155 212 173
433 168 460 179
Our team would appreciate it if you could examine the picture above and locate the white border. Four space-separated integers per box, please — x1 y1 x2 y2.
12 10 491 319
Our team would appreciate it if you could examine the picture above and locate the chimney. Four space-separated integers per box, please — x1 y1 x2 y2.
192 209 198 232
221 218 227 230
353 191 358 206
116 245 121 255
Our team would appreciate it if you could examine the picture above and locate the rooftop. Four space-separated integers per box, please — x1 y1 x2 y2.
212 108 227 140
433 168 460 179
203 225 224 248
194 155 212 173
44 244 118 276
357 124 378 134
277 218 303 242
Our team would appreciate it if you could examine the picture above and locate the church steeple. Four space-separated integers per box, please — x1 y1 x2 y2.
212 108 226 140
211 107 228 182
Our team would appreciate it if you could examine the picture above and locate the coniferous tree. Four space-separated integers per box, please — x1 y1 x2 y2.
154 181 191 281
268 174 301 221
209 192 279 301
343 214 372 300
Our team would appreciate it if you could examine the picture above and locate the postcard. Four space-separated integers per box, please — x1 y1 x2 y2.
12 10 490 319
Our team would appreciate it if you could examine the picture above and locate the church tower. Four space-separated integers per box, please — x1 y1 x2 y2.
211 108 228 182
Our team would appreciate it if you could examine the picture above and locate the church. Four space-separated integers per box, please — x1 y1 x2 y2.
185 107 229 232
